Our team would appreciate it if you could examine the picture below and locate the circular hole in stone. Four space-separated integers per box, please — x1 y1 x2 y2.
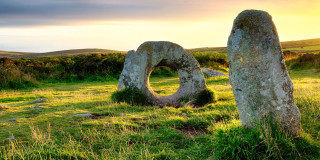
149 66 180 96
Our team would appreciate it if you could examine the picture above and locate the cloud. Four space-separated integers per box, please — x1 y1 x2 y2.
0 0 227 27
1 0 319 27
0 0 165 26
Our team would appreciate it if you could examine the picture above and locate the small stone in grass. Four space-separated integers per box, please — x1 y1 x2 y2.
32 98 48 103
32 106 43 110
6 136 15 140
202 68 226 77
74 113 92 117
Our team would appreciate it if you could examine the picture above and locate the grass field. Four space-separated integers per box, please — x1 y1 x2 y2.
0 69 319 159
0 38 320 159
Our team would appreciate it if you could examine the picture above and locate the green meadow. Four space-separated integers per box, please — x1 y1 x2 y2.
0 40 320 159
0 69 319 159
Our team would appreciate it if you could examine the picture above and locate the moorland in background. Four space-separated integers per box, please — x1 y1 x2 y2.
0 38 319 159
1 38 320 90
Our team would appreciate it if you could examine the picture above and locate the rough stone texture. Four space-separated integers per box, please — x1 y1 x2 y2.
32 98 48 103
74 113 92 117
202 68 226 77
118 41 206 106
227 10 301 134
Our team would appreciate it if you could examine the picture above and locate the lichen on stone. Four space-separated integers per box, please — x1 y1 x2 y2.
140 42 154 54
227 10 301 135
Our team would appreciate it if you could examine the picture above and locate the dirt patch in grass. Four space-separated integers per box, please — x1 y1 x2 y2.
176 128 206 137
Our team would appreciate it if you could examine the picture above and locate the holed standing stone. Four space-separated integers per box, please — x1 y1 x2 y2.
118 41 206 106
227 10 301 134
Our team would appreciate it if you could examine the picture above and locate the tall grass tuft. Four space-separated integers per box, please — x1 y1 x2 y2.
0 66 38 90
212 118 319 160
111 87 148 105
195 88 218 106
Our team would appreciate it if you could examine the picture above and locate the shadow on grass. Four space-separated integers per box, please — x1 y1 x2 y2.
0 96 38 103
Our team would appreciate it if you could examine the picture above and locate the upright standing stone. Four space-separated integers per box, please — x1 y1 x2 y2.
227 10 301 134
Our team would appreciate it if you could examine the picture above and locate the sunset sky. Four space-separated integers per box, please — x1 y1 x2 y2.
1 0 320 52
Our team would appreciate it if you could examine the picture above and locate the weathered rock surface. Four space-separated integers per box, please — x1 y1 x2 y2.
118 41 206 106
32 98 48 103
74 113 92 117
202 68 226 77
227 10 301 134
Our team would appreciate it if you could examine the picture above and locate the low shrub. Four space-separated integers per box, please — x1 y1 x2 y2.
286 52 320 70
0 67 38 90
0 53 125 84
190 51 229 69
0 51 231 89
282 50 299 60
111 88 148 105
150 66 177 77
195 88 217 106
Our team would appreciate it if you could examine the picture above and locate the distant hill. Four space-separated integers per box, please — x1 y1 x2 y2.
187 38 320 53
1 38 320 58
186 47 227 53
0 51 37 58
281 38 320 49
0 48 126 58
